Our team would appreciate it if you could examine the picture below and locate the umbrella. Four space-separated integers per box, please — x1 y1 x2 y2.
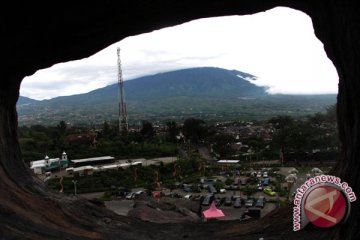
288 168 299 174
285 174 297 183
311 167 323 173
203 201 225 219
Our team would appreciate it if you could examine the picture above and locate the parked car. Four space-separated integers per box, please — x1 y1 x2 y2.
245 198 255 207
208 184 217 194
263 172 268 178
233 197 242 208
224 195 232 206
125 192 136 200
261 178 270 186
184 194 192 199
202 194 215 206
135 190 145 196
256 172 262 178
233 177 240 185
240 178 247 185
255 197 266 208
183 184 192 193
263 187 276 196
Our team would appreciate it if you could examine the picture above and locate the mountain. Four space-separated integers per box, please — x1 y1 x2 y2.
16 67 337 125
17 96 38 105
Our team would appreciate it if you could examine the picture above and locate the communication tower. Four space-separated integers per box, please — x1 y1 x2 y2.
117 47 128 132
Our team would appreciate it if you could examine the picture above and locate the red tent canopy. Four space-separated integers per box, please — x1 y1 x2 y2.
152 191 161 198
203 201 225 219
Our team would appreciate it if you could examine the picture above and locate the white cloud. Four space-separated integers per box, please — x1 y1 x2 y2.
21 6 338 100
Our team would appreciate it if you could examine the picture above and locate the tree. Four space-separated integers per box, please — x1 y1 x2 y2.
165 121 179 143
268 115 294 130
325 104 337 124
182 118 206 144
140 120 155 141
57 121 67 136
269 115 295 154
210 133 235 158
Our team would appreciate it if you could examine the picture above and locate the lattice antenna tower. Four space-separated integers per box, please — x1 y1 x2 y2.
117 47 128 132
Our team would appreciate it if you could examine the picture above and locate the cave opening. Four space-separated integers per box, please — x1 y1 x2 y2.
15 6 341 237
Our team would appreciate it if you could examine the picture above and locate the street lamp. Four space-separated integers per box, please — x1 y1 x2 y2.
58 158 64 193
58 158 62 178
72 180 78 195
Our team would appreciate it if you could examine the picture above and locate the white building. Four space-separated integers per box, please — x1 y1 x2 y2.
30 152 69 175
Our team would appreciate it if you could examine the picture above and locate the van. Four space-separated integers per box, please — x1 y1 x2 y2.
255 197 266 208
240 178 247 185
233 177 240 185
208 184 217 194
262 178 270 186
245 197 255 207
233 197 242 208
224 195 232 206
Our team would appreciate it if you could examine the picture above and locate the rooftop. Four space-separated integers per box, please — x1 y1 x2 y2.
71 156 115 164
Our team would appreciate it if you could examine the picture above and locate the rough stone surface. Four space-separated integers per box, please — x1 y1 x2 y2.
1 1 360 239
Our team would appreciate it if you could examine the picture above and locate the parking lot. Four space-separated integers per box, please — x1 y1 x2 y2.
81 167 293 222
103 190 278 221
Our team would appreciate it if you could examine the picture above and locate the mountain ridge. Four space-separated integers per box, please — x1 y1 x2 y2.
17 67 336 125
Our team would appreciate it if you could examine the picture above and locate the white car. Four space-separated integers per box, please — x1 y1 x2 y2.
263 172 268 178
125 192 136 200
184 194 192 199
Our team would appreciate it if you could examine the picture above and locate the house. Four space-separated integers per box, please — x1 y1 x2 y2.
65 133 97 146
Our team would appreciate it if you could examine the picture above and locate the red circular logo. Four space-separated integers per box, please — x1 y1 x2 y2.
304 185 347 228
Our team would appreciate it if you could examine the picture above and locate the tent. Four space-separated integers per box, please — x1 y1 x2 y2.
288 168 299 174
152 191 161 198
285 174 297 183
311 167 323 173
203 201 225 219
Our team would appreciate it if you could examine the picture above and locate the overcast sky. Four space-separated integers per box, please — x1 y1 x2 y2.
21 7 338 100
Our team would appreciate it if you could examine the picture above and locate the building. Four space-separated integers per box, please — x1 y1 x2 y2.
70 156 115 167
217 159 240 165
65 160 142 176
66 166 97 176
30 152 69 175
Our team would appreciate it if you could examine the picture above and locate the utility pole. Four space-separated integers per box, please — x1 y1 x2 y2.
117 47 128 133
